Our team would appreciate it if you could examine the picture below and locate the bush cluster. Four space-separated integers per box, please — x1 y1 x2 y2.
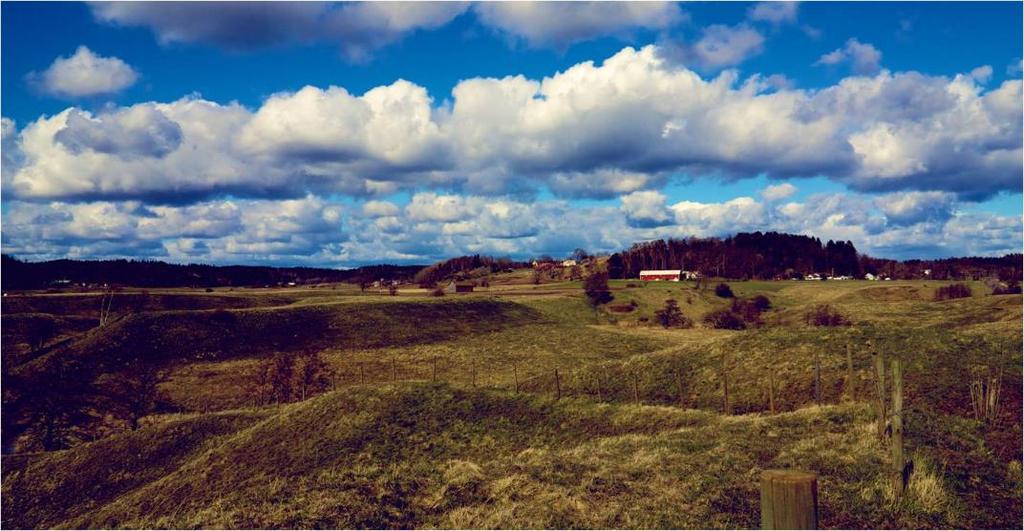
655 299 693 329
805 304 850 327
702 309 745 330
934 283 973 301
992 280 1022 295
714 283 734 298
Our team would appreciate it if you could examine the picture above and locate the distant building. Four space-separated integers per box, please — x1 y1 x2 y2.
681 270 701 280
445 281 475 294
864 273 878 280
562 259 577 267
640 270 681 281
804 273 822 281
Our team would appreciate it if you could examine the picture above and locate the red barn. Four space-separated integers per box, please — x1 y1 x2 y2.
639 270 682 281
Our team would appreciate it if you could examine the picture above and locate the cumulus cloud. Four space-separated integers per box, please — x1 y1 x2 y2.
760 183 798 201
815 38 883 74
28 46 138 98
91 1 468 61
874 191 958 226
474 1 685 48
620 190 673 227
4 45 1021 204
747 2 799 25
663 23 766 70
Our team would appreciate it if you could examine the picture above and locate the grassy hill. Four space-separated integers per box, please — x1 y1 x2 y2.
2 279 1021 528
2 384 986 529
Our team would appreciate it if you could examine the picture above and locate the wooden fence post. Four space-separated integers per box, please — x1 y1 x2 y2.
513 364 519 393
554 369 561 400
761 469 818 529
632 372 640 405
359 362 365 385
596 373 604 401
722 365 731 415
676 369 686 407
814 351 821 405
392 357 397 383
891 358 906 499
768 371 776 414
845 342 854 401
471 361 477 388
871 340 887 439
432 357 437 382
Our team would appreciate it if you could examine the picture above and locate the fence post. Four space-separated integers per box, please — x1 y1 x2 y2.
814 351 821 405
554 369 561 400
722 364 731 415
513 364 519 393
676 369 686 407
633 372 640 405
768 371 776 414
596 372 604 401
392 357 397 383
471 361 477 388
359 362 365 385
871 340 887 439
760 469 818 529
845 342 854 401
432 357 437 382
890 358 906 499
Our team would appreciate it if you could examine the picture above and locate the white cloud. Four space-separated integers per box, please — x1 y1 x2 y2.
815 38 883 74
969 65 993 84
665 23 766 70
747 2 799 25
620 190 673 227
91 1 469 61
874 191 958 226
4 45 1021 205
761 183 798 201
362 200 400 218
473 1 685 48
28 46 138 98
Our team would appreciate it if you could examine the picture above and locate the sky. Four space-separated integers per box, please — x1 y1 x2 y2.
1 1 1021 267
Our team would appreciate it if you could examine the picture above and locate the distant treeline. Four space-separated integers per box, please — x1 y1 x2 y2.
607 232 1021 281
0 255 424 290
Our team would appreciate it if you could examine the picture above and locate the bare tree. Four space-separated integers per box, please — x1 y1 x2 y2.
297 350 333 401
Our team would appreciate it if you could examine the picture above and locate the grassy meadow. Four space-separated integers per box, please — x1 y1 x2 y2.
1 275 1021 528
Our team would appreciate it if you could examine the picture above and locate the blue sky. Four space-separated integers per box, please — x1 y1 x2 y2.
2 1 1021 266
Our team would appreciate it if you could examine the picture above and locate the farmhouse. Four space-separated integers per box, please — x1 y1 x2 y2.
444 280 474 294
639 270 681 281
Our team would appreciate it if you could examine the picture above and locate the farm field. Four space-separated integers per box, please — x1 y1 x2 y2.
1 277 1021 529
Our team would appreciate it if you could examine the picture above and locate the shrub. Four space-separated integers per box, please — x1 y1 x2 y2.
655 299 693 329
750 295 772 310
730 298 768 325
714 283 734 298
934 283 972 301
584 270 613 307
805 304 850 326
703 309 745 330
430 287 446 297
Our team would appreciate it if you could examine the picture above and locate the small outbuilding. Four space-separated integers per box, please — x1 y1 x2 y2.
445 281 475 294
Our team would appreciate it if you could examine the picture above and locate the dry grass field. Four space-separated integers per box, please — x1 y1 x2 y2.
1 275 1021 528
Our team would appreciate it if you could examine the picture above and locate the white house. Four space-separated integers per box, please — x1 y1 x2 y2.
865 273 878 280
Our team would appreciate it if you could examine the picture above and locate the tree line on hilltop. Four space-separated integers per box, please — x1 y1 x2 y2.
606 232 1021 281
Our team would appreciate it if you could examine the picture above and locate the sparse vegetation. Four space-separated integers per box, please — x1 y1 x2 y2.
702 309 745 330
935 283 973 301
655 299 692 328
583 270 613 307
805 304 851 327
714 282 734 298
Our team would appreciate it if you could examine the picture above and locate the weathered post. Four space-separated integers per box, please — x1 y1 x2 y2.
676 369 686 407
768 371 776 414
760 469 819 529
845 342 854 401
722 364 731 415
554 369 561 400
359 362 365 385
814 351 821 405
596 373 604 401
471 361 477 388
633 372 640 405
871 340 887 439
890 357 905 498
432 357 437 382
513 364 519 393
392 357 397 382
